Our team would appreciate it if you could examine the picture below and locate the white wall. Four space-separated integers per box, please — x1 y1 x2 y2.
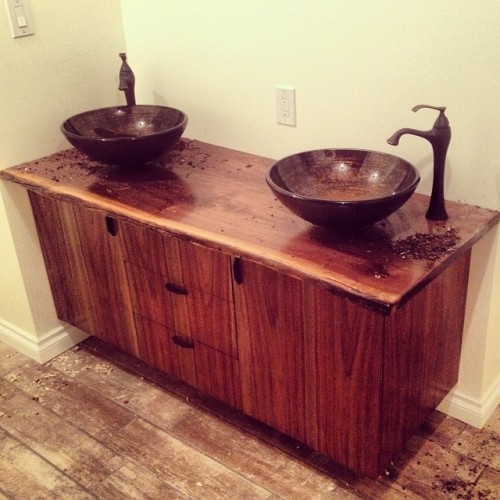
120 0 500 427
0 0 126 360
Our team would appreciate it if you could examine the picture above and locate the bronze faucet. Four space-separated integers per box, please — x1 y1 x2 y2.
387 105 451 221
118 53 136 106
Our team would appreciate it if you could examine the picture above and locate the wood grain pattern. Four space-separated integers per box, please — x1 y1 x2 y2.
192 341 242 410
29 192 138 356
303 284 385 477
4 141 497 313
379 250 471 471
107 418 270 499
3 339 499 499
234 259 307 443
134 314 197 387
122 219 237 356
28 192 92 332
0 430 94 500
134 314 241 408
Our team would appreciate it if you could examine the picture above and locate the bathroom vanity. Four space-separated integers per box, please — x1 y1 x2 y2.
1 140 498 477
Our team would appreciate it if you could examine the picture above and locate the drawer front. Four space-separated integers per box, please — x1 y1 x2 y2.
127 262 236 357
135 315 241 409
135 314 196 387
120 220 233 302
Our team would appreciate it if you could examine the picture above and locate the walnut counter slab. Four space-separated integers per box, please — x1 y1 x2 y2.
1 139 498 477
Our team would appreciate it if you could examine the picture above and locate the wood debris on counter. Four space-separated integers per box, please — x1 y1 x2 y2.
1 138 499 313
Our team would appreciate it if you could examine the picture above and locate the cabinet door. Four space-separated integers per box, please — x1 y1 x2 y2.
29 192 138 356
233 259 307 442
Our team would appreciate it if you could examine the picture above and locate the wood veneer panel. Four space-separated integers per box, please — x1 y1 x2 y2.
380 250 471 471
234 259 307 443
135 314 241 408
122 219 237 356
28 192 92 332
127 262 236 357
30 192 138 356
193 341 242 410
135 314 197 387
303 284 384 477
69 203 138 356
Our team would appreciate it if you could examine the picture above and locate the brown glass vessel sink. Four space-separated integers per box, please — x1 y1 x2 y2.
266 149 420 227
61 105 188 165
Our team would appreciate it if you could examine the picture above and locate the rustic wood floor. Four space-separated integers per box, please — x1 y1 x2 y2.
0 338 499 499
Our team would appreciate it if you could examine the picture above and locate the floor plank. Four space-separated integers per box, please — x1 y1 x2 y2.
106 417 273 499
47 347 192 431
95 460 190 499
0 429 93 499
1 339 499 499
170 409 347 499
0 391 125 490
6 362 135 440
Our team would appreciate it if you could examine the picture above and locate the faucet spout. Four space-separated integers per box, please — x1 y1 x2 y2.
387 127 434 146
118 53 136 106
387 105 451 221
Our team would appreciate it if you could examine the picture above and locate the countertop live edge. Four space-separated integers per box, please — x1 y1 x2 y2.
1 139 498 314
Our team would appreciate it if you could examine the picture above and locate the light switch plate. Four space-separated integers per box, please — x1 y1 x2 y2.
4 0 35 38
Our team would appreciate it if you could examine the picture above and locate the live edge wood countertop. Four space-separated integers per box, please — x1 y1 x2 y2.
1 139 498 314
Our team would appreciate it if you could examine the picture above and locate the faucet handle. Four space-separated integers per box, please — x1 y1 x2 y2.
412 104 446 113
412 104 449 129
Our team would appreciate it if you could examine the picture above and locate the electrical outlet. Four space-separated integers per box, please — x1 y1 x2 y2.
276 86 296 126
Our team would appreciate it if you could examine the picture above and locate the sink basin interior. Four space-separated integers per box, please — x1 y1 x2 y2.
266 149 420 227
61 105 188 165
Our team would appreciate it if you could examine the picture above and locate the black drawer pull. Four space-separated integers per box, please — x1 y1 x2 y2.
233 257 243 284
105 216 117 236
171 335 194 349
165 283 188 295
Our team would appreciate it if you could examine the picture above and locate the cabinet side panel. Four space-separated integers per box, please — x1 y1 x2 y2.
381 250 471 470
28 191 92 332
235 260 306 442
303 284 384 477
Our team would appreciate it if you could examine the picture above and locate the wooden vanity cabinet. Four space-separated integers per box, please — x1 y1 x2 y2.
5 141 496 478
28 189 473 477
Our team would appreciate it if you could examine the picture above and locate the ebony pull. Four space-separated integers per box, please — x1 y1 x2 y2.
233 257 243 284
165 282 188 295
105 216 118 236
171 335 194 349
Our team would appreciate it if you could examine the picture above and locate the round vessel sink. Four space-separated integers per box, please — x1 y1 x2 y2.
266 149 420 227
61 105 188 165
